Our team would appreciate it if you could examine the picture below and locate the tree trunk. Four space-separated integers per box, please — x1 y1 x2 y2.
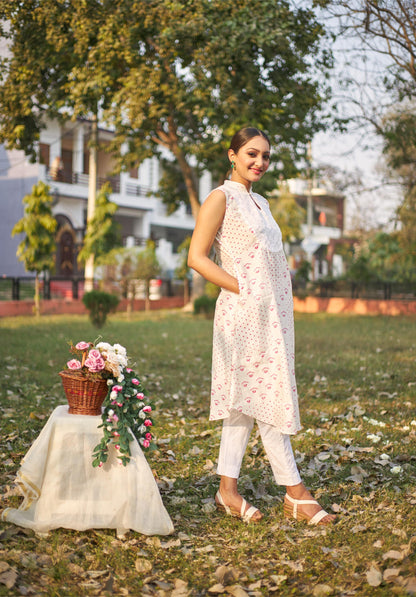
84 113 98 292
34 272 40 317
145 280 151 312
183 277 189 305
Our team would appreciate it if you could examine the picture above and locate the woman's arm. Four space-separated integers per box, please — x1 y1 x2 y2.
188 190 239 294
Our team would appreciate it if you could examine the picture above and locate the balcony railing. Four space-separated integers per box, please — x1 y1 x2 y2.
47 170 120 193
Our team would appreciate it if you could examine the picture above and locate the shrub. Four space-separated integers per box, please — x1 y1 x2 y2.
193 294 217 317
82 290 120 328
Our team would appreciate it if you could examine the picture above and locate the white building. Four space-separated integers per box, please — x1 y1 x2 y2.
0 118 209 281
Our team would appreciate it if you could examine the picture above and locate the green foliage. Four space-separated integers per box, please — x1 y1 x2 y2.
205 282 221 299
193 294 217 317
82 290 120 328
0 0 333 217
12 181 57 274
269 185 305 243
134 242 161 282
345 232 416 285
174 236 191 281
77 183 121 266
294 260 311 284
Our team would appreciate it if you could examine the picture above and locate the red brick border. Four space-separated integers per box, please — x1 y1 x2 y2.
0 296 185 318
293 296 416 316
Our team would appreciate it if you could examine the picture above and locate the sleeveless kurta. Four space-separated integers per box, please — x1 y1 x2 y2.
210 180 301 434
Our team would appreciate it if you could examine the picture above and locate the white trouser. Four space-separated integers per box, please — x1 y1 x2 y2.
217 410 301 486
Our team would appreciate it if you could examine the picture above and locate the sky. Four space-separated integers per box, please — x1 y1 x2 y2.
310 6 404 233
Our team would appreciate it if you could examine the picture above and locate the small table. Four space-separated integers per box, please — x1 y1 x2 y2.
2 405 173 536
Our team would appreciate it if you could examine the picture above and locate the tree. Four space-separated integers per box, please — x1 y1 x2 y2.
134 242 162 312
0 0 333 220
11 181 57 316
174 237 192 305
0 1 121 286
269 184 305 244
77 182 121 270
326 1 416 231
103 0 333 217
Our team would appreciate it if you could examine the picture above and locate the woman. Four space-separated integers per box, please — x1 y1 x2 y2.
188 127 335 525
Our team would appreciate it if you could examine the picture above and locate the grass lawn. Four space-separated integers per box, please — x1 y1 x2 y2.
0 310 415 596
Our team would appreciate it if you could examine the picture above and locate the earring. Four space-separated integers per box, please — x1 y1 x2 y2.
231 160 235 170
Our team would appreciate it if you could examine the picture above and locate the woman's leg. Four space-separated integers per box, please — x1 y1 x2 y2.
216 410 262 520
258 421 336 524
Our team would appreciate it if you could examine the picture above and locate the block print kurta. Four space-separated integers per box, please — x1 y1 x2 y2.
210 180 301 434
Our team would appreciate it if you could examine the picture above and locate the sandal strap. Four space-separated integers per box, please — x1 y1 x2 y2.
242 505 260 522
308 509 330 525
285 494 319 507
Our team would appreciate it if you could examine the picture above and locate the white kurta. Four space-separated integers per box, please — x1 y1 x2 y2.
210 180 301 434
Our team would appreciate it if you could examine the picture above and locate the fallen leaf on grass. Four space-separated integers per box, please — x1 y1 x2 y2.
366 565 382 587
161 538 181 548
382 550 404 561
225 585 250 597
383 568 401 581
208 583 225 594
270 574 287 586
403 577 416 594
135 558 153 574
171 578 189 596
215 566 240 586
0 568 18 589
313 584 333 596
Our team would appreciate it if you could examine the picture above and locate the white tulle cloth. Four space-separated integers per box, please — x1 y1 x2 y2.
2 405 173 536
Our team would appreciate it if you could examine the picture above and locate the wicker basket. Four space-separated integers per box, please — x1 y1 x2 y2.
59 371 108 415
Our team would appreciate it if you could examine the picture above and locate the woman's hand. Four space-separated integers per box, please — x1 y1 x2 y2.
188 190 239 294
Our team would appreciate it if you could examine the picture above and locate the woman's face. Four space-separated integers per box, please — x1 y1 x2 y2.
229 135 270 188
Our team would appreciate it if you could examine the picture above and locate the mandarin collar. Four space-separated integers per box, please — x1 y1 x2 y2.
224 179 252 193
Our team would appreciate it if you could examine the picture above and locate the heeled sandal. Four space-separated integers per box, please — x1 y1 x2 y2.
283 493 332 526
215 490 262 523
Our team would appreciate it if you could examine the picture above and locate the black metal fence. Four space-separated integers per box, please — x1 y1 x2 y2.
0 277 85 301
294 279 416 301
0 276 186 301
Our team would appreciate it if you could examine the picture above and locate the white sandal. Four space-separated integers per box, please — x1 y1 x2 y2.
215 490 262 523
284 493 332 525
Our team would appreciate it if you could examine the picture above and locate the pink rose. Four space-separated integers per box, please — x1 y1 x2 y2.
144 419 152 427
142 405 152 413
137 392 144 400
115 444 120 450
75 341 90 350
145 432 152 440
113 385 123 393
113 431 120 437
143 439 150 448
85 356 106 372
111 414 119 423
67 359 82 370
126 368 133 373
88 349 102 360
131 378 140 385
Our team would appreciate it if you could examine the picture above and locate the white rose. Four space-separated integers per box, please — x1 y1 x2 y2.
113 343 127 355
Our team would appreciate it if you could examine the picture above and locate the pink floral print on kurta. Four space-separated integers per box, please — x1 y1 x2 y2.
210 180 301 434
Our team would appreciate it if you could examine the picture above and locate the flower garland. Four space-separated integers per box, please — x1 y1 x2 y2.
92 367 155 467
64 341 155 467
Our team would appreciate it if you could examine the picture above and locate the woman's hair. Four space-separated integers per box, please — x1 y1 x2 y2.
229 127 271 154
